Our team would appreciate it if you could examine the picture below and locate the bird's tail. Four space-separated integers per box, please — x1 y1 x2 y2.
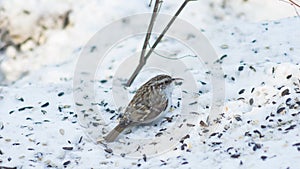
104 124 126 142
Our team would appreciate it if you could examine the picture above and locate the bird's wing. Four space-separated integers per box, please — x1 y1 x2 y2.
125 93 168 123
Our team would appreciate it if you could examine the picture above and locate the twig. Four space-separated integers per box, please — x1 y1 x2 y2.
289 0 300 8
144 0 194 61
126 0 195 86
149 0 153 7
140 0 160 65
148 42 197 60
279 0 300 16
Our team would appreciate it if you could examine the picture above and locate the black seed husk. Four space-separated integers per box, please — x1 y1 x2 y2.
58 92 64 97
281 89 290 96
62 147 73 151
41 102 49 108
18 106 34 111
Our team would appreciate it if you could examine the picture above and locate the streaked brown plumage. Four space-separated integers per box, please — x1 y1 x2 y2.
104 74 181 142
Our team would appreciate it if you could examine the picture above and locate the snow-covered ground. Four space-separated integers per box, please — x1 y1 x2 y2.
0 0 300 168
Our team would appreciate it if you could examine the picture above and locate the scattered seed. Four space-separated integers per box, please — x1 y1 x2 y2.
281 89 290 96
261 155 267 161
245 131 251 137
155 132 163 137
285 124 296 131
62 147 73 151
159 128 167 132
186 123 195 127
253 143 262 151
17 97 24 102
75 102 83 106
209 133 218 137
18 106 34 111
240 161 243 165
231 154 240 158
143 154 147 162
100 80 108 83
0 121 3 130
189 101 197 105
180 135 190 143
62 117 68 121
182 161 188 165
253 130 264 138
63 161 71 166
41 102 49 108
59 129 65 135
238 66 244 71
220 54 227 60
277 107 285 114
238 89 245 95
249 66 256 72
285 98 292 106
200 121 208 127
234 116 242 121
58 92 64 97
286 74 292 79
78 136 83 144
104 148 113 154
291 112 300 116
41 110 47 114
211 142 222 146
249 98 254 105
12 143 20 146
292 143 300 146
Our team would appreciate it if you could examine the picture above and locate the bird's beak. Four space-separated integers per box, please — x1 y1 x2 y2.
172 78 183 86
172 77 183 81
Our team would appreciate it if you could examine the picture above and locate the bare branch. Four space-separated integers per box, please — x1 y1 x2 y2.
289 0 300 8
144 0 193 61
280 0 300 16
126 0 194 87
140 0 160 64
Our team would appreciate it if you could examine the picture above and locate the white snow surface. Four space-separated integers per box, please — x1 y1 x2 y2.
0 0 300 169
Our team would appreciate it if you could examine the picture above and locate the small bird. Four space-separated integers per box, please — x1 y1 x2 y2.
104 74 182 142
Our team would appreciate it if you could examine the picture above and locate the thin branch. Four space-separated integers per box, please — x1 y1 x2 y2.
149 0 153 7
279 0 300 16
144 0 193 61
148 42 197 60
289 0 300 8
140 0 160 64
126 0 195 86
293 3 300 16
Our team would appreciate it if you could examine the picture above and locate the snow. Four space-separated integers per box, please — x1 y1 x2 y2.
1 0 300 168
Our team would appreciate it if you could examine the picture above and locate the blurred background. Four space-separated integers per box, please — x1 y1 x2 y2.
0 0 298 84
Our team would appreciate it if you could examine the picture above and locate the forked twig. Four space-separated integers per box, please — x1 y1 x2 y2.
126 0 196 86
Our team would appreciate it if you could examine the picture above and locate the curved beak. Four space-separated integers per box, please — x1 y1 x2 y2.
172 78 183 86
172 77 183 81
